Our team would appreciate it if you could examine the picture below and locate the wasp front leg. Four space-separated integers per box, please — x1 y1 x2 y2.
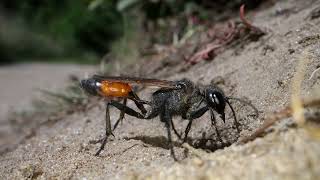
209 108 222 142
184 105 223 143
182 104 209 143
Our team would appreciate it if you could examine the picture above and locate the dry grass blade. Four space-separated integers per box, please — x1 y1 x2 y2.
239 98 320 144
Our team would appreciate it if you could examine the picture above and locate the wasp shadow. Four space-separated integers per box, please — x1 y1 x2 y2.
123 134 234 152
123 135 177 150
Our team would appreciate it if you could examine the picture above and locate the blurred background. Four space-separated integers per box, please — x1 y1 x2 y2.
0 0 122 64
0 0 264 146
0 0 263 65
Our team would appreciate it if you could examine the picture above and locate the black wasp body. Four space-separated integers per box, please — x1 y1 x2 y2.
81 76 240 160
112 78 239 160
149 79 228 121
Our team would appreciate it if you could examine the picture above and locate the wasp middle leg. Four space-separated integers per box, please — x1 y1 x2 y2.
171 120 182 140
108 101 180 160
162 103 178 161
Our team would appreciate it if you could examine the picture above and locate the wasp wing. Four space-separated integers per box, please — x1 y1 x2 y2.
92 75 177 88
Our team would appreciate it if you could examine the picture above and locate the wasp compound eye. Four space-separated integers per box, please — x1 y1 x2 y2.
80 79 100 96
206 89 226 118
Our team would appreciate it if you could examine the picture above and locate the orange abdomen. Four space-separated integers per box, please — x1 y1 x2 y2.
100 81 132 97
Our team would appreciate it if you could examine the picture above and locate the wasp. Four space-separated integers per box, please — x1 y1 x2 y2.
80 75 245 160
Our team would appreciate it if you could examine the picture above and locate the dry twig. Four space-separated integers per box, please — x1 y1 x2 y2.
185 4 265 65
239 98 320 144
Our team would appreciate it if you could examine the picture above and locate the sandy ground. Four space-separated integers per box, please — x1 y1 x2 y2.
1 0 320 179
0 63 95 156
0 63 95 119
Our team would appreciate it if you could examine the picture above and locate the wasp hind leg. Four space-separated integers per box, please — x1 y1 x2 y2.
91 98 146 156
112 98 127 131
110 100 145 119
128 91 149 115
113 92 150 131
90 101 114 156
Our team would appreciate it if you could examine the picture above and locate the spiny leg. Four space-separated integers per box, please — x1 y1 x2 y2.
182 120 193 143
226 99 240 133
113 98 127 131
110 100 145 119
210 108 222 141
129 91 148 115
162 104 177 161
183 106 209 143
113 92 151 130
90 101 114 156
91 97 149 156
171 119 182 140
110 100 159 120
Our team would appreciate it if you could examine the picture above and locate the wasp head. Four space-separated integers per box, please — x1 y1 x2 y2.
204 86 226 122
80 78 101 96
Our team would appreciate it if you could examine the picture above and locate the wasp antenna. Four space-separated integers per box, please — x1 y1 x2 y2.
225 98 240 132
227 97 259 117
